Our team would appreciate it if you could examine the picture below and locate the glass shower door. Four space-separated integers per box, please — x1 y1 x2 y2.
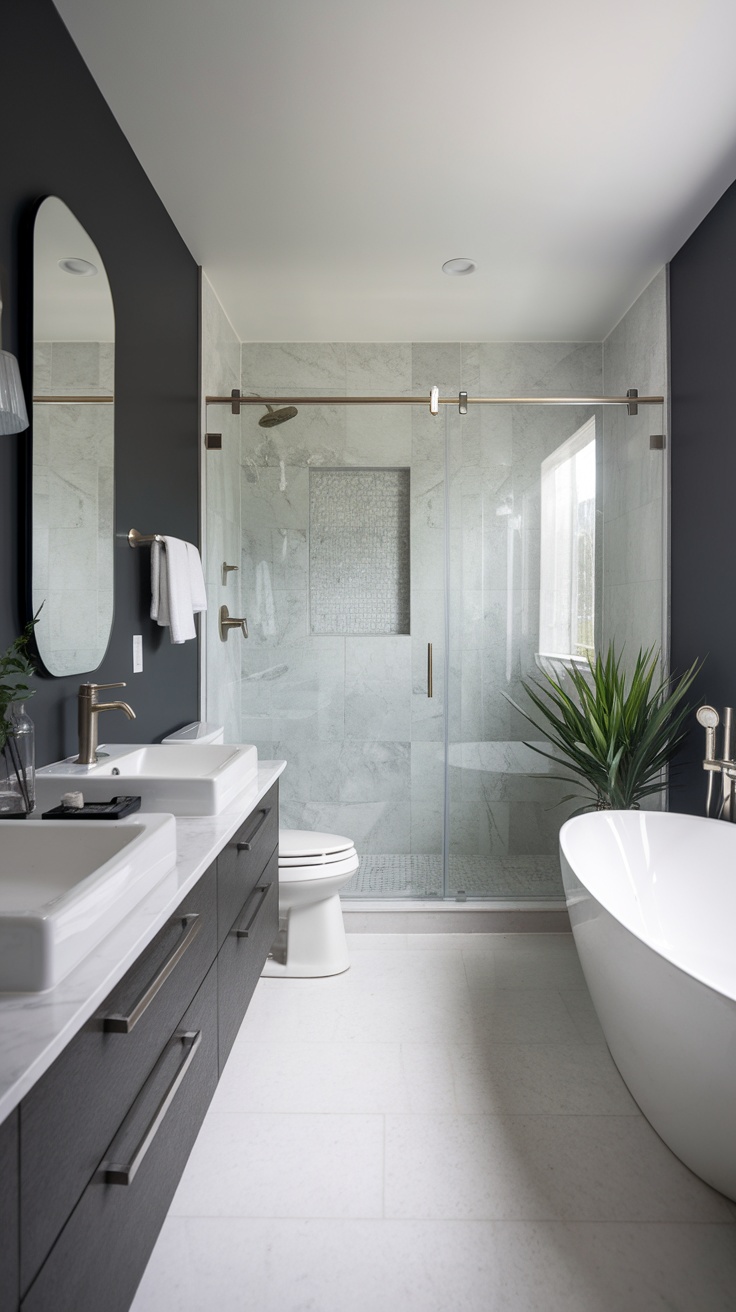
213 392 447 899
444 398 666 900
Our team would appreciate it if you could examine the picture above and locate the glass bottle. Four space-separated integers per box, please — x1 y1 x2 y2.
0 702 35 816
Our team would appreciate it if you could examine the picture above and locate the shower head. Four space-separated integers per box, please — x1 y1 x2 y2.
259 403 298 428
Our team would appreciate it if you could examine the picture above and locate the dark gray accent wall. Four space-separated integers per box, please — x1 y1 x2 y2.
669 178 736 815
1 0 200 766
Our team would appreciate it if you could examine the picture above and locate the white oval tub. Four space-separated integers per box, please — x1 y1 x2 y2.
559 810 736 1201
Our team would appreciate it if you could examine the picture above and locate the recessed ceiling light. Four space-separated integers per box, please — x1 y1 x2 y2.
442 257 477 276
58 258 98 277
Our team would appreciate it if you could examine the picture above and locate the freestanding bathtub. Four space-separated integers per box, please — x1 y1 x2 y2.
559 809 736 1202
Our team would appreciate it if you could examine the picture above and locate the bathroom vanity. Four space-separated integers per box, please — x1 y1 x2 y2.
0 763 283 1312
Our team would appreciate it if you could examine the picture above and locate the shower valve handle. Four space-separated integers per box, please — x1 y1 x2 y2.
219 606 248 642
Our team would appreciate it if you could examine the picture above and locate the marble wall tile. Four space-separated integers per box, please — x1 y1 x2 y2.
345 404 412 467
277 739 410 806
411 343 463 395
240 464 309 535
50 342 111 394
241 342 347 392
98 343 114 394
277 740 412 853
345 636 412 740
410 742 445 853
241 398 347 470
242 638 345 743
33 343 52 395
345 343 412 395
478 341 602 398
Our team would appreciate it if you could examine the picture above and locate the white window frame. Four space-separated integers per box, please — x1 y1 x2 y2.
538 416 596 666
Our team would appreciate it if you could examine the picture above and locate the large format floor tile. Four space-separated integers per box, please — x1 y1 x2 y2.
132 1217 736 1312
131 933 736 1311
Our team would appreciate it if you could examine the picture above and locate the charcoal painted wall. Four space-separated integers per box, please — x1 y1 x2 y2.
670 178 736 814
1 0 200 766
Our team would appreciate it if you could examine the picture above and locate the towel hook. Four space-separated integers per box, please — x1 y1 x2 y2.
219 605 248 642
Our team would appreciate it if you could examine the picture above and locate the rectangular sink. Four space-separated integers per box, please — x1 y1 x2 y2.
35 742 258 816
0 815 177 992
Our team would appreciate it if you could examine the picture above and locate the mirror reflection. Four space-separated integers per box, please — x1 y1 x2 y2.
31 197 115 676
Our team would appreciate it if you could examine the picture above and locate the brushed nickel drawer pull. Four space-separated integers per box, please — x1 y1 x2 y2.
234 885 270 938
427 642 433 699
236 806 272 852
103 1030 202 1186
103 915 201 1034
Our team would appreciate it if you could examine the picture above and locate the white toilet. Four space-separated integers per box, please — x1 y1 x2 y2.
163 724 358 978
262 829 358 978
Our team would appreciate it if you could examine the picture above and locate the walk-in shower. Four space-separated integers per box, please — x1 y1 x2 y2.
203 349 666 903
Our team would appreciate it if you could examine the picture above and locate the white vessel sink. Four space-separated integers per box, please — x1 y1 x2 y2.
35 742 258 816
0 815 177 992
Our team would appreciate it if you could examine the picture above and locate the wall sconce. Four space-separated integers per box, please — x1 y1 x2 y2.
0 295 29 435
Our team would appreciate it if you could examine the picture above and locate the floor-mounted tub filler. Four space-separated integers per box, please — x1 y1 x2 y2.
560 810 736 1202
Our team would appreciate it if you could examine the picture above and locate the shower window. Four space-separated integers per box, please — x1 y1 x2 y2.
539 416 596 662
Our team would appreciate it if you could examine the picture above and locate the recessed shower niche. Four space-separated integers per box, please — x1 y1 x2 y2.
309 467 410 636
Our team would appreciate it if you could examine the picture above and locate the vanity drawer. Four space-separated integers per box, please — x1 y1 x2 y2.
21 962 218 1312
218 847 279 1071
19 862 217 1293
217 781 278 946
0 1109 19 1312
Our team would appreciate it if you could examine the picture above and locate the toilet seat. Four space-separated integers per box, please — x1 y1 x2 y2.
279 847 357 868
278 829 354 860
275 850 360 882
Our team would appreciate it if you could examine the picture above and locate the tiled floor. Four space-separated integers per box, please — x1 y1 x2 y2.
343 855 563 899
131 934 736 1312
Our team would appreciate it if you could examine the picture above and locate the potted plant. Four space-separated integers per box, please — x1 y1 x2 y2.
0 611 41 817
509 645 700 813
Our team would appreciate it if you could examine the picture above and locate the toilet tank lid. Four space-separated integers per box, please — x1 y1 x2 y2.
162 721 225 745
279 828 354 858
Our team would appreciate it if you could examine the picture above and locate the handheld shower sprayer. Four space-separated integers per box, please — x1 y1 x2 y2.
696 705 719 761
697 705 722 819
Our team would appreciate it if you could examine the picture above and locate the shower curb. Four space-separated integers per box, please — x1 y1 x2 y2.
342 900 570 934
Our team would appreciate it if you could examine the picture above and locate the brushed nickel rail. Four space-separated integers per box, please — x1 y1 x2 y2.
206 393 664 407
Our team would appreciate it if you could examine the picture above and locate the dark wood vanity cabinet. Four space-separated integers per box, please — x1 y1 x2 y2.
0 1111 19 1312
10 784 279 1312
219 847 278 1071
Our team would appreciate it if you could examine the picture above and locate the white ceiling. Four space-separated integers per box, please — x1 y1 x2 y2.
54 0 736 343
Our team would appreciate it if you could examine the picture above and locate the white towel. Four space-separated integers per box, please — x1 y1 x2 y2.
150 537 207 644
186 542 208 614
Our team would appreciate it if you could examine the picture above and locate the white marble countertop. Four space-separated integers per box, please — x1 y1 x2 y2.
0 760 286 1125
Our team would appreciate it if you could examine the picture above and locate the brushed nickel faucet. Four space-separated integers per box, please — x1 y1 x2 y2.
77 682 136 765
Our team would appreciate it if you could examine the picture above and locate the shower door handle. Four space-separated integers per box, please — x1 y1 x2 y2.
427 643 433 699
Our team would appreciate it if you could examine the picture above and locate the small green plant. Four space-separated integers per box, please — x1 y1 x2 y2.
0 610 42 812
508 645 701 813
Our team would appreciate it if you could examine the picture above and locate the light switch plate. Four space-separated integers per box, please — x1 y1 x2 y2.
133 634 143 673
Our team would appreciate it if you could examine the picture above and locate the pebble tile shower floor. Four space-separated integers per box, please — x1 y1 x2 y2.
131 934 736 1312
343 855 564 899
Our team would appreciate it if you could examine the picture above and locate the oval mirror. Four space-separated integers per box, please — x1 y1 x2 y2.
30 197 115 676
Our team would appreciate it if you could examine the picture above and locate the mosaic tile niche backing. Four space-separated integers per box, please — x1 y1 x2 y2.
309 468 411 635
